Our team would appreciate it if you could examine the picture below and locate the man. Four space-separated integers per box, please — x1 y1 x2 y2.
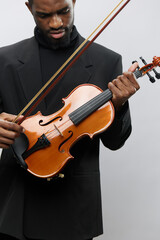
0 0 140 239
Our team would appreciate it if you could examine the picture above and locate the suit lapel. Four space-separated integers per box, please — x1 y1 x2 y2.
72 34 94 86
63 52 93 87
17 37 46 114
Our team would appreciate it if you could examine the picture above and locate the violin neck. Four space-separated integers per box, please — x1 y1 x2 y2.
69 89 112 125
134 69 143 79
69 68 143 126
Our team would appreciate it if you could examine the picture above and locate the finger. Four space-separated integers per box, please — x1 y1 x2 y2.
110 80 135 99
116 75 130 89
0 126 19 149
116 75 136 93
112 76 135 95
111 73 140 94
0 119 23 133
108 81 123 96
0 126 21 140
0 135 15 146
0 124 23 151
122 72 140 91
128 62 139 72
0 112 18 122
0 143 10 149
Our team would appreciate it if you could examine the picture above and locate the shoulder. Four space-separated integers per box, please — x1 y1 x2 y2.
0 37 38 68
0 37 36 60
88 41 121 64
79 34 120 57
78 35 121 67
90 41 120 56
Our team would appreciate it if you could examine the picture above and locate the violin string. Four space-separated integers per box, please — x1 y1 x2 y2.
70 90 112 124
24 124 57 147
13 0 129 124
45 119 71 139
26 125 62 147
31 90 112 141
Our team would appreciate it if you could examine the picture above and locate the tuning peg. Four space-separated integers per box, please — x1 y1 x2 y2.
140 57 155 83
153 69 160 79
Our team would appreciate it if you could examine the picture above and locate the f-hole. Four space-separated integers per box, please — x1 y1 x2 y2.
39 116 62 126
58 131 73 153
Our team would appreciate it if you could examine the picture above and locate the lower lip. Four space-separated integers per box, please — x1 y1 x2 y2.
50 31 65 39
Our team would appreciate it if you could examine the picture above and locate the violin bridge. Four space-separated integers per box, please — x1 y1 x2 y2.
54 124 63 137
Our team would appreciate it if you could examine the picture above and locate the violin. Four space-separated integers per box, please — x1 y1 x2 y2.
12 56 160 178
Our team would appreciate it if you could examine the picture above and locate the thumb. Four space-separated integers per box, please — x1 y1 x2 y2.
15 115 24 124
128 62 139 72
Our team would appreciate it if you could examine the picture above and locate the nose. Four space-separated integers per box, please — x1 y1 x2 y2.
49 14 63 29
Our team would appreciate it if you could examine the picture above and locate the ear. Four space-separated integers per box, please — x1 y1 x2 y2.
72 0 76 7
25 2 33 14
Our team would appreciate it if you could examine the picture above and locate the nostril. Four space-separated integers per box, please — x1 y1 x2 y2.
49 15 63 28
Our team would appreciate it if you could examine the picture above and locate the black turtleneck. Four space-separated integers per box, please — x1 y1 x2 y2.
34 26 80 108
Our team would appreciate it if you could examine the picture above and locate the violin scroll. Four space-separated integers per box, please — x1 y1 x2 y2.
153 56 160 67
134 56 160 83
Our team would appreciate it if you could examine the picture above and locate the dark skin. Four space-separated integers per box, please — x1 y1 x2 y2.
108 63 140 110
0 0 140 149
25 0 76 49
0 113 24 149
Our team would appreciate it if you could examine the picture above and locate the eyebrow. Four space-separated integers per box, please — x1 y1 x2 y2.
36 6 69 15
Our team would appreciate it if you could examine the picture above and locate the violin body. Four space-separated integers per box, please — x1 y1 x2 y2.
14 84 114 178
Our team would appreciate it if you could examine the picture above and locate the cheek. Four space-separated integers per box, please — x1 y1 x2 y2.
35 19 48 31
65 13 74 27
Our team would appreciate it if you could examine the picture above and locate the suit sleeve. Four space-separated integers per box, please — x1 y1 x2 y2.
100 56 132 150
0 90 4 113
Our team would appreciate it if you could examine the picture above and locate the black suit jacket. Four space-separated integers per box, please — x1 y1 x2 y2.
0 34 131 240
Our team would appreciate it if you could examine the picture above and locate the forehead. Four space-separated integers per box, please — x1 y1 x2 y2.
32 0 73 11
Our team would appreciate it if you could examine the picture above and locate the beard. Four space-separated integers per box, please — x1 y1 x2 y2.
37 23 74 50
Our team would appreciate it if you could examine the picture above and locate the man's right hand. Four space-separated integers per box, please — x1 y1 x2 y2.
0 112 24 149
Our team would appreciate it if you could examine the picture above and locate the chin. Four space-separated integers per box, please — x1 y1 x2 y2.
47 34 71 50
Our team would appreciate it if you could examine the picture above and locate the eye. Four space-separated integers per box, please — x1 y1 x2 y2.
59 8 70 15
36 12 50 19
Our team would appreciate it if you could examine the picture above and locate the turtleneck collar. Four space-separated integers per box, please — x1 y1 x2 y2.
34 25 79 50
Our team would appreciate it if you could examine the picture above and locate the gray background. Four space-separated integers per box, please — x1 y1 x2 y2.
0 0 160 240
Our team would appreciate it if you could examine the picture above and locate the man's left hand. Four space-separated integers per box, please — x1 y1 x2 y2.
108 62 140 111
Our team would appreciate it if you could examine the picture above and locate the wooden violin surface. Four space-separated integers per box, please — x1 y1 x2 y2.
20 84 114 178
